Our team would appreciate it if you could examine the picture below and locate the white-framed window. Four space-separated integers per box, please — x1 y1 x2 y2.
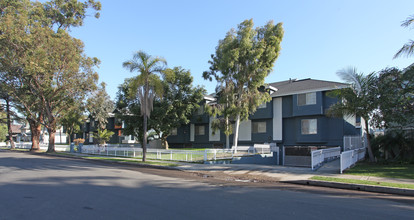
297 92 316 106
258 102 267 109
195 125 205 135
171 128 178 136
301 119 317 135
252 121 266 133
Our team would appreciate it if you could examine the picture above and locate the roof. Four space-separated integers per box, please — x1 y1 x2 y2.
269 78 349 97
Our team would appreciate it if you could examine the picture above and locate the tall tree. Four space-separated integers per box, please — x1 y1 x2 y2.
327 67 376 162
372 67 414 129
0 111 7 143
0 89 17 149
150 67 205 149
115 78 144 143
87 82 114 130
0 0 43 150
394 14 414 58
204 81 234 149
0 0 101 152
203 19 284 149
122 51 166 161
60 105 85 144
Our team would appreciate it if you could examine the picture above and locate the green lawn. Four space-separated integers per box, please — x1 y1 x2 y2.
310 176 414 190
83 156 179 167
345 162 414 180
52 152 179 167
169 148 208 151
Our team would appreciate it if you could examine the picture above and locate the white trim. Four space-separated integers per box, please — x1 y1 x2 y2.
270 86 349 98
343 114 356 127
273 97 283 141
238 120 251 141
203 96 216 101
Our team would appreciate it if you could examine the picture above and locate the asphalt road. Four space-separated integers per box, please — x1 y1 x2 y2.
1 151 414 220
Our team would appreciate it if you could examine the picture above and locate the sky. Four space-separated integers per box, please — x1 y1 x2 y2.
67 0 414 99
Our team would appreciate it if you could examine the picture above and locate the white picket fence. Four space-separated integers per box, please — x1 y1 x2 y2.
343 135 365 151
6 142 276 163
340 147 366 173
311 147 341 170
81 144 273 162
9 142 70 151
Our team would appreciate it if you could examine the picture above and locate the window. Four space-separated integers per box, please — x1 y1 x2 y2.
252 121 266 133
171 128 178 136
297 92 316 106
301 119 317 135
258 102 267 109
195 125 205 135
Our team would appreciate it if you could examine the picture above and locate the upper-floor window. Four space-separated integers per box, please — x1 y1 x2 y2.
252 121 266 133
171 128 178 136
195 125 205 135
301 119 317 135
297 92 316 106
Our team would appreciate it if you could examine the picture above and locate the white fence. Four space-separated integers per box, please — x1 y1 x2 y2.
311 147 341 170
340 147 366 173
232 144 274 154
8 142 70 151
82 145 273 162
5 142 276 163
343 136 365 151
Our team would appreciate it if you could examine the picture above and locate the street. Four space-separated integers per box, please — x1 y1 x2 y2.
0 151 413 220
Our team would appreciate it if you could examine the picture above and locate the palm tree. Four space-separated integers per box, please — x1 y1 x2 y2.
394 15 414 59
122 51 166 161
328 67 376 162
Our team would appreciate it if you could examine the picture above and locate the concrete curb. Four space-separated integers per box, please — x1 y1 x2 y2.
285 179 414 196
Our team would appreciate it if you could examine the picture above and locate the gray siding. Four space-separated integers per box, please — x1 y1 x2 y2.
167 90 361 150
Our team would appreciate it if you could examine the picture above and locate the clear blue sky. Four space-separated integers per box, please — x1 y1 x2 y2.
69 0 414 99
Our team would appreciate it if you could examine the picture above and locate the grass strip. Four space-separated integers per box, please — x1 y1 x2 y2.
310 176 414 189
346 162 414 180
83 156 180 167
52 152 180 167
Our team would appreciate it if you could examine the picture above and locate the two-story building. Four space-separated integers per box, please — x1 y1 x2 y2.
167 78 363 151
80 113 136 145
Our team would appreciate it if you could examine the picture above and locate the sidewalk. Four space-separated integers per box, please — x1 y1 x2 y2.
37 151 414 196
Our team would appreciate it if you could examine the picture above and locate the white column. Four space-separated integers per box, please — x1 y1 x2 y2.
238 120 251 141
190 124 195 142
273 97 283 141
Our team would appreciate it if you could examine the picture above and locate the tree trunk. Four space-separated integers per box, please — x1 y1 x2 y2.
364 119 375 162
226 135 230 149
225 117 229 149
67 133 72 145
142 115 147 162
5 97 15 149
28 118 41 151
233 114 241 152
47 119 57 153
164 138 169 150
